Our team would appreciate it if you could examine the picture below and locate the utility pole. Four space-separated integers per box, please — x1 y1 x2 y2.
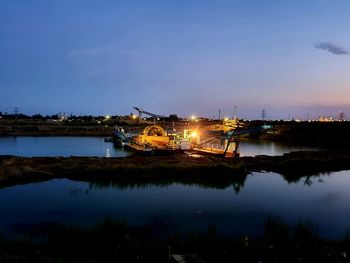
233 105 237 120
14 106 18 119
218 109 221 120
14 106 19 131
338 111 345 121
261 109 266 121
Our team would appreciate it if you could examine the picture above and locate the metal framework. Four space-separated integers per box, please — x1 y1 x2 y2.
133 106 166 124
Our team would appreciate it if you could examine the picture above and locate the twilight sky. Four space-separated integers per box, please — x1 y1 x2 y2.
1 0 350 119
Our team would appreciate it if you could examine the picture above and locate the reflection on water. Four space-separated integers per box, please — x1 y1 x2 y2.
89 170 247 193
0 171 349 239
0 136 317 157
238 140 317 156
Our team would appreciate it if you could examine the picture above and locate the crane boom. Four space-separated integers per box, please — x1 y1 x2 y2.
133 106 166 119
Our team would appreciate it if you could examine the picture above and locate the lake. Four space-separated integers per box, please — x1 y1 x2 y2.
0 171 349 239
0 136 315 157
0 136 129 157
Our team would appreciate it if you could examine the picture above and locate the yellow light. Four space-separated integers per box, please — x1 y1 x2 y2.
105 115 110 119
190 131 198 138
224 117 228 121
132 115 137 119
191 115 196 120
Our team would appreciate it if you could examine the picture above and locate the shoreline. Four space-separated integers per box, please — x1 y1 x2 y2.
1 150 350 189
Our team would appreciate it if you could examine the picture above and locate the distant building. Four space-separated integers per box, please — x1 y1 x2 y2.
318 116 334 122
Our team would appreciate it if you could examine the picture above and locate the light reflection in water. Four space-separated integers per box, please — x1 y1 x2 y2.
105 148 111 158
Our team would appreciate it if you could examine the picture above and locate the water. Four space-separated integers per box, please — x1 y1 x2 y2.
1 171 349 239
239 140 315 156
0 136 129 157
0 136 314 157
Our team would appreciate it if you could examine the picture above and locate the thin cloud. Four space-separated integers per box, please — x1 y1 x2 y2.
314 41 349 55
68 44 116 57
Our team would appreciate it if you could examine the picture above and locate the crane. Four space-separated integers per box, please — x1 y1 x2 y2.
133 106 167 124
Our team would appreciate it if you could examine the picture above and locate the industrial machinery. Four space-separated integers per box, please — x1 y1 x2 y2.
135 125 171 149
133 106 167 124
110 107 272 157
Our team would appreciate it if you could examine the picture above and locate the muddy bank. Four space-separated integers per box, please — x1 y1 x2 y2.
1 150 350 188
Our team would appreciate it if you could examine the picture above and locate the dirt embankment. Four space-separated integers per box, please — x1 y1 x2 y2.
1 150 350 188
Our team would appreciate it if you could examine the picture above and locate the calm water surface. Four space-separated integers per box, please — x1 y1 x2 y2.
0 136 129 157
0 171 349 239
238 140 315 156
0 136 314 157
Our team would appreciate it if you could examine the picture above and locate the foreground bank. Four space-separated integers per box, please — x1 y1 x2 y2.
1 217 350 263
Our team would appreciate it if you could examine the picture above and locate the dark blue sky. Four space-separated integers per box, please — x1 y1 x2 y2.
1 0 350 119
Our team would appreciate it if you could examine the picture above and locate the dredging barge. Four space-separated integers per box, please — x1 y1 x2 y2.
111 118 271 157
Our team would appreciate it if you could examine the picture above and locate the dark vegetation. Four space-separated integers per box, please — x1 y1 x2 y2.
1 217 349 262
252 120 350 148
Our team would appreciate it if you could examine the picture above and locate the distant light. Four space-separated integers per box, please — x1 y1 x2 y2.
224 117 229 121
157 118 160 121
191 115 196 120
132 115 137 119
105 115 110 119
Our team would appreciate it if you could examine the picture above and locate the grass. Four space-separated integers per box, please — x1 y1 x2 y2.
1 218 350 262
